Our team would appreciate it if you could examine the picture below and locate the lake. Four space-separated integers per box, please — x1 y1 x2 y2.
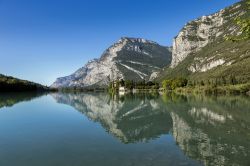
0 92 249 166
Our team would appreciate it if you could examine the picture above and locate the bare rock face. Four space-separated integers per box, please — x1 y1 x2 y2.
171 2 244 68
51 37 171 88
155 1 250 82
188 58 226 73
149 72 159 81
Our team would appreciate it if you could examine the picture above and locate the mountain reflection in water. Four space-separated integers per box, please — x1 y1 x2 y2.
162 94 250 166
52 93 173 143
0 92 249 166
52 92 250 166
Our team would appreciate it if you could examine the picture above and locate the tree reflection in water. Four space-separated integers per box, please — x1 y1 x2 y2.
52 92 250 166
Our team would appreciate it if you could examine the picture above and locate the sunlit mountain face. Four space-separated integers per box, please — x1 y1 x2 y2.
51 37 172 88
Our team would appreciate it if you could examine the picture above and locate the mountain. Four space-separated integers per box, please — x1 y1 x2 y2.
0 74 50 92
51 37 172 88
157 0 250 83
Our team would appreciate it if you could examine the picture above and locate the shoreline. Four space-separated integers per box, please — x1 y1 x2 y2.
173 83 250 96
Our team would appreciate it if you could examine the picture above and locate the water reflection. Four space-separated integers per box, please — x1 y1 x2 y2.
52 92 250 166
0 92 249 165
0 92 45 109
162 94 250 166
52 93 172 143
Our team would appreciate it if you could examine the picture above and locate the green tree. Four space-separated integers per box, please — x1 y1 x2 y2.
162 80 173 90
119 79 125 87
229 75 237 85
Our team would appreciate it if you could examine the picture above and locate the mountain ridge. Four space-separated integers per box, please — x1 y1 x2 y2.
51 37 172 88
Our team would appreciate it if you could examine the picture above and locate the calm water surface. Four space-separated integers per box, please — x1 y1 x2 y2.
0 92 249 166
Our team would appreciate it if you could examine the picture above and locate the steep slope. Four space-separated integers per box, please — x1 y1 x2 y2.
51 37 172 88
158 0 250 82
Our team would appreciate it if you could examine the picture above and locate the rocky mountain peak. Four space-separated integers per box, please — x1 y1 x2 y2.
104 37 159 55
51 37 172 88
119 37 158 44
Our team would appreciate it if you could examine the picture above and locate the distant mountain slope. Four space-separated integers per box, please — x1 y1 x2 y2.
157 0 250 83
51 37 172 88
0 74 49 92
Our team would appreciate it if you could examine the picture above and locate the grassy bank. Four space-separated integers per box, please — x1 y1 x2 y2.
174 83 250 95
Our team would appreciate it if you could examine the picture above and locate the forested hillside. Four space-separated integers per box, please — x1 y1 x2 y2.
0 74 50 92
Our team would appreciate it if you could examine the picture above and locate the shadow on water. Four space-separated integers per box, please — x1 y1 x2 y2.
51 92 250 166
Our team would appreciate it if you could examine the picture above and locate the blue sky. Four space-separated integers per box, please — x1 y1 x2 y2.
0 0 239 85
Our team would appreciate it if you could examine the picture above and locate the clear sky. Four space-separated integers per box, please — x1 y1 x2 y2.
0 0 239 86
